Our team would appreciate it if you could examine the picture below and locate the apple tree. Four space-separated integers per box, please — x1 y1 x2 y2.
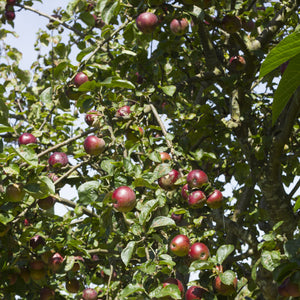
0 0 300 299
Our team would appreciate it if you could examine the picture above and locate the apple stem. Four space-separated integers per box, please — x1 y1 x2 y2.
106 265 114 300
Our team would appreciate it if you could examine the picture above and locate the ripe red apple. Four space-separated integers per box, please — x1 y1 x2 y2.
181 183 189 200
5 10 15 21
48 152 68 168
228 56 246 72
206 190 223 209
30 234 46 249
186 170 208 189
84 135 105 155
48 173 59 182
162 278 185 299
158 169 180 191
74 72 89 87
136 12 158 34
18 133 37 145
213 275 237 296
278 277 300 297
160 152 171 162
6 183 25 202
116 105 131 117
170 234 190 257
188 190 206 208
189 242 210 261
170 18 189 36
171 213 183 224
92 14 106 28
38 196 56 210
85 110 99 126
24 218 30 226
242 18 255 32
40 287 55 300
221 15 241 34
185 285 206 300
112 186 136 212
66 278 80 293
83 288 98 300
48 252 64 272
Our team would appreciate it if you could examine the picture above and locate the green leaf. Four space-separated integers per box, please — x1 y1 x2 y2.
0 211 14 225
293 195 300 212
150 284 181 299
132 178 156 189
189 260 215 272
100 77 135 89
0 124 14 133
121 241 136 266
273 262 299 283
119 283 144 298
12 146 38 167
24 176 55 199
139 199 159 226
219 270 236 285
102 1 120 24
149 151 162 163
0 100 9 125
259 31 300 78
78 181 100 205
40 87 53 109
101 159 115 175
152 163 172 182
3 164 20 176
150 216 175 228
261 250 281 272
272 53 300 124
284 238 300 259
161 85 176 97
216 244 234 265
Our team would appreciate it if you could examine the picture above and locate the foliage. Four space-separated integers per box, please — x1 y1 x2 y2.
0 0 299 299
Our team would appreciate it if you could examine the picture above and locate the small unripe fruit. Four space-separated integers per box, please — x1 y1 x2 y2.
170 18 189 36
85 110 99 126
6 183 25 202
74 72 89 87
160 152 171 162
40 287 55 300
66 278 80 293
221 15 241 34
48 252 64 272
228 56 246 72
84 136 105 155
136 12 158 34
18 133 37 145
38 196 56 210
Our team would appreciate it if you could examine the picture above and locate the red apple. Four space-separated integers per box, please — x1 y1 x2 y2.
116 105 131 117
242 18 255 32
158 169 180 191
66 278 80 293
30 234 46 249
5 10 15 21
40 287 55 300
112 186 136 212
83 288 98 300
74 72 89 87
6 0 17 5
181 183 189 200
24 219 30 226
38 196 56 210
48 152 68 168
162 278 185 299
18 133 37 145
48 252 64 272
206 190 223 209
170 18 189 36
160 152 171 162
213 275 237 296
92 14 105 28
85 110 99 126
278 277 300 297
185 285 206 300
189 242 210 261
135 72 143 84
186 170 208 189
136 12 158 34
170 234 190 257
84 135 105 155
171 213 183 224
48 173 59 182
6 183 25 202
221 15 241 34
228 56 246 72
188 190 206 208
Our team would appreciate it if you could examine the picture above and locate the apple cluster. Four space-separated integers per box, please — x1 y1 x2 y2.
4 0 16 21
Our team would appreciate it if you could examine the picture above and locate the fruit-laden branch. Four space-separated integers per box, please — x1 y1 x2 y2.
249 0 299 51
57 197 99 218
37 128 97 159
